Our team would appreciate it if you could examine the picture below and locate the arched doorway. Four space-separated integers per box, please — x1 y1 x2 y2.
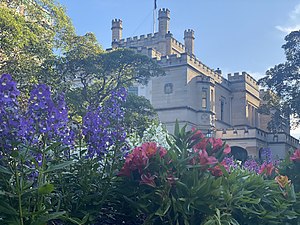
230 146 248 162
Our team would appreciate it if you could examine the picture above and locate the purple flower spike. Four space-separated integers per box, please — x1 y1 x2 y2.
83 88 128 158
0 74 22 155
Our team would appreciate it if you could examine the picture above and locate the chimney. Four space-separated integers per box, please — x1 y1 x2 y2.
184 29 195 55
111 19 122 43
158 8 170 35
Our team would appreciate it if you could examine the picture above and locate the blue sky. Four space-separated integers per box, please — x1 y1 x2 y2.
59 0 300 78
59 0 300 137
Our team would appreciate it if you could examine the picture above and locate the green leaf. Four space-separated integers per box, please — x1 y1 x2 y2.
0 201 18 215
31 211 66 225
45 160 74 173
38 183 54 195
174 119 180 137
0 165 12 175
155 198 171 217
11 150 19 158
44 142 62 152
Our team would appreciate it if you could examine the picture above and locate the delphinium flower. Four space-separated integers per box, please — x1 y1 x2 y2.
260 147 272 163
83 87 128 158
0 74 21 156
243 159 260 173
20 84 74 149
223 156 238 169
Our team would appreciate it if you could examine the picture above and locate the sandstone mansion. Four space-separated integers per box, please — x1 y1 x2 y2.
109 8 299 160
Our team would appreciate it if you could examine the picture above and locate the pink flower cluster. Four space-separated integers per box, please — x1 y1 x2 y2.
118 142 167 187
191 129 231 176
290 149 300 163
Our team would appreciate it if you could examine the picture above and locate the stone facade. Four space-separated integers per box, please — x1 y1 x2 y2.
110 8 299 160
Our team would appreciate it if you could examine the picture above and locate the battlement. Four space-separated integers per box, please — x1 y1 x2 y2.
157 52 229 88
158 8 170 18
117 32 161 47
228 72 258 88
112 19 122 28
184 29 195 38
112 18 122 23
188 54 227 85
171 37 185 51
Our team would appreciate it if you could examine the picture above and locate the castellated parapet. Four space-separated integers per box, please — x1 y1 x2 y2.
228 72 259 89
156 52 229 88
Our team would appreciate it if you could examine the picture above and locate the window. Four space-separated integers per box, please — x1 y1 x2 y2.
164 83 173 94
220 97 226 121
221 100 224 121
210 90 214 111
202 89 207 109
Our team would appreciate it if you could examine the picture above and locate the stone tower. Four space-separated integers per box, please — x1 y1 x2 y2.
158 8 170 35
111 19 122 43
184 29 195 55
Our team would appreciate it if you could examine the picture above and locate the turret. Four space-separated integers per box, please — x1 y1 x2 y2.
158 8 170 35
184 29 195 55
111 19 122 43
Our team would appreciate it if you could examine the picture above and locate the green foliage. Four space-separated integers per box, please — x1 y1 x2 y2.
0 0 75 92
122 93 158 136
63 48 165 117
259 30 300 126
278 149 300 192
119 122 300 224
0 142 71 225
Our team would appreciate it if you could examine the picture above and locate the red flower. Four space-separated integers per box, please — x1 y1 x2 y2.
118 146 149 176
208 138 223 152
140 173 156 187
118 164 131 177
209 160 229 177
131 147 148 173
290 149 300 162
223 144 231 155
259 162 274 176
194 138 208 151
191 128 205 139
159 147 167 158
142 142 157 157
199 150 218 166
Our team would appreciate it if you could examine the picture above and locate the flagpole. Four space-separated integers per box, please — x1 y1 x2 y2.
153 0 157 33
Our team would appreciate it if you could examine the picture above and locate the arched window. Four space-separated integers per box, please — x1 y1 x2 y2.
230 146 248 162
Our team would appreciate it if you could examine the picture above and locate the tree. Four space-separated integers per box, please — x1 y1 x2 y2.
259 30 300 127
122 93 158 136
0 0 75 91
60 46 165 117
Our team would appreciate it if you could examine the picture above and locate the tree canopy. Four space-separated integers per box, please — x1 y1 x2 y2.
259 30 300 127
0 1 165 128
0 0 75 90
122 93 158 136
60 45 165 117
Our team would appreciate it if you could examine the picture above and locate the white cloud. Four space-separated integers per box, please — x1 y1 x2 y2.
276 3 300 34
276 24 300 34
